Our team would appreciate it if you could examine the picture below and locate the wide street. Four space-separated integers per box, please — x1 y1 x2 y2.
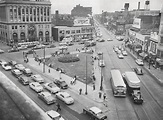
0 22 163 120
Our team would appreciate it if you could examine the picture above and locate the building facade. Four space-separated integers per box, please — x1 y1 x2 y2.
0 0 51 46
71 4 92 17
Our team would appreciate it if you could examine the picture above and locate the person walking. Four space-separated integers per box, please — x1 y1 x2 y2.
93 83 95 90
56 103 61 112
103 93 106 101
99 92 102 98
79 88 82 95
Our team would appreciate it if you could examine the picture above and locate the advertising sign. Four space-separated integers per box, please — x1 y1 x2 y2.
132 18 141 29
74 18 91 26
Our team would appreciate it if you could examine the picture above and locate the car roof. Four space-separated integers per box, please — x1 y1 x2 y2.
59 92 70 97
46 110 60 118
89 107 102 114
40 92 51 96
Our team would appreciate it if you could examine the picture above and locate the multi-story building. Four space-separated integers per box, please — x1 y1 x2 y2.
71 4 92 17
0 0 51 46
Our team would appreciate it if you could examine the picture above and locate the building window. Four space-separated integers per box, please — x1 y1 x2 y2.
15 26 17 29
30 16 33 21
30 8 32 14
66 30 70 34
41 16 43 21
12 26 14 29
47 8 49 16
71 30 75 34
23 16 25 21
76 30 80 33
22 8 24 14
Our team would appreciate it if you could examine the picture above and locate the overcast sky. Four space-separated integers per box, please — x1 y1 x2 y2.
50 0 163 14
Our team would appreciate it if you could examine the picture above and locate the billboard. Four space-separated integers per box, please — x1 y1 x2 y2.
73 18 91 26
132 18 141 29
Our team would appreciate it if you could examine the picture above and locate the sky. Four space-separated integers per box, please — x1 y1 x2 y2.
50 0 163 14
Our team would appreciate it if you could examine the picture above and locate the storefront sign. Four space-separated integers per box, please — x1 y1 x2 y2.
74 18 91 26
132 18 141 29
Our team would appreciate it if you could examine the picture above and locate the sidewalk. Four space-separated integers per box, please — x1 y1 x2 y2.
125 47 163 85
27 51 109 111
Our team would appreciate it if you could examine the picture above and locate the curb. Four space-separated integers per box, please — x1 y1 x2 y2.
126 48 163 86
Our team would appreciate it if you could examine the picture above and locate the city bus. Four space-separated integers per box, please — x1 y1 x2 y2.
110 69 126 97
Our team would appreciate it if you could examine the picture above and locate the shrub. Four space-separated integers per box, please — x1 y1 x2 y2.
58 55 80 63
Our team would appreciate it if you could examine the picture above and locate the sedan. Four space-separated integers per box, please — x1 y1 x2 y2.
118 54 124 59
54 79 68 89
97 51 103 55
133 67 143 75
22 68 33 76
0 49 4 54
46 110 65 120
43 83 60 94
14 64 25 71
38 92 56 105
122 51 128 56
107 38 113 41
2 64 12 71
56 92 74 105
11 69 23 78
99 60 105 67
0 60 7 66
17 45 27 50
135 59 144 66
83 106 107 120
29 82 43 93
31 74 44 83
18 76 30 85
8 48 19 53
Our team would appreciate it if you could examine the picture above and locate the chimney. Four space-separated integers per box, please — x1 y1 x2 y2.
138 2 140 10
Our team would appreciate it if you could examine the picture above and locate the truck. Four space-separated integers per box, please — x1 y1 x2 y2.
122 72 143 104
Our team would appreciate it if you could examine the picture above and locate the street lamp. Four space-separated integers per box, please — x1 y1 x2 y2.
100 53 103 90
85 56 88 95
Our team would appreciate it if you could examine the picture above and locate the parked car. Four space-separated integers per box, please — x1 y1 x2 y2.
29 82 43 93
135 59 144 66
0 59 7 66
31 74 44 83
83 106 107 120
132 90 143 104
46 110 65 120
8 60 17 66
8 48 19 53
17 45 27 50
56 92 74 105
133 67 143 75
11 69 22 78
97 51 103 55
22 68 33 76
118 54 124 59
43 83 60 94
18 76 30 85
47 44 56 48
107 38 113 41
0 49 4 54
33 44 45 50
56 67 66 74
2 64 12 71
99 60 105 67
14 64 25 71
53 79 68 89
122 51 127 56
38 91 56 105
98 39 105 42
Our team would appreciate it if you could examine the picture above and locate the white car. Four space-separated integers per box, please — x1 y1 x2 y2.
17 45 27 50
0 60 7 66
122 51 127 56
56 92 74 105
38 92 56 105
107 38 113 41
97 51 103 55
14 64 25 71
2 64 12 71
59 46 68 50
43 83 60 94
0 49 4 54
31 74 44 83
118 54 124 59
135 59 144 66
46 110 65 120
29 82 43 93
99 60 105 67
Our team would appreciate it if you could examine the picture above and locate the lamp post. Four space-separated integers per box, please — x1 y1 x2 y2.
100 53 103 90
43 46 45 73
85 56 88 95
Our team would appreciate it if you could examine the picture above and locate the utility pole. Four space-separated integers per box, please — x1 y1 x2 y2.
85 56 88 95
43 47 45 73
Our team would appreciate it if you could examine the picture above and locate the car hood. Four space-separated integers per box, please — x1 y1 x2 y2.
64 97 74 103
45 96 56 101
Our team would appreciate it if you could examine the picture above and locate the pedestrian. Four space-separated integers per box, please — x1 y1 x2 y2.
93 83 95 90
56 103 61 112
103 93 106 101
48 68 50 73
99 92 102 98
79 88 82 95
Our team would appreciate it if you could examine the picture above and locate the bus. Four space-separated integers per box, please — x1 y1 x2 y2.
110 69 126 97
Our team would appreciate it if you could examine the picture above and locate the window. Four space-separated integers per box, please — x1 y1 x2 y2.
71 30 75 34
22 8 24 14
160 37 163 43
15 26 17 29
26 8 28 14
23 16 25 22
12 26 14 29
30 8 32 14
76 30 80 33
66 30 70 34
30 16 33 21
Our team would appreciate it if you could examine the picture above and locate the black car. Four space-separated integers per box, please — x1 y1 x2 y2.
8 60 17 66
11 69 23 78
18 76 30 85
133 67 143 75
27 44 36 48
53 79 68 89
56 67 66 74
